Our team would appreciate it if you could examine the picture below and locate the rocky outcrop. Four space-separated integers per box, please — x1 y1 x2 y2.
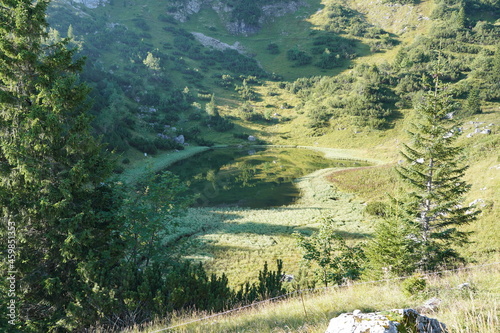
167 0 307 36
169 0 205 22
70 0 109 9
227 1 307 36
325 309 447 333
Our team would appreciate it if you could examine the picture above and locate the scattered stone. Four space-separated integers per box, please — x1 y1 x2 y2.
157 133 170 140
481 129 491 134
417 298 442 314
403 309 447 333
192 32 247 55
280 274 294 282
248 135 256 141
174 135 185 144
469 198 485 207
458 282 471 290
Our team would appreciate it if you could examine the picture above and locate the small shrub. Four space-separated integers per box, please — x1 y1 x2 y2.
188 112 202 121
154 138 183 151
207 116 234 132
197 93 212 101
113 165 125 174
286 49 312 66
192 136 214 147
158 14 177 24
266 43 280 54
233 133 251 140
365 201 388 217
133 18 150 31
401 275 427 297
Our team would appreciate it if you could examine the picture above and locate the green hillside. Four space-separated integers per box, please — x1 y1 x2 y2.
5 0 497 331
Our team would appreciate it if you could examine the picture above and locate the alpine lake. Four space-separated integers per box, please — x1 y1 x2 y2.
166 147 371 208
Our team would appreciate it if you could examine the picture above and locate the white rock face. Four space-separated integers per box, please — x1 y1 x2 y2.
191 32 247 54
71 0 109 9
171 0 204 22
326 309 447 333
325 311 398 333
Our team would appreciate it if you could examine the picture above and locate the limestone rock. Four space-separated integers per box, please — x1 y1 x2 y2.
417 297 442 314
325 311 397 333
70 0 109 8
166 0 306 35
174 135 185 144
191 32 247 55
326 309 447 333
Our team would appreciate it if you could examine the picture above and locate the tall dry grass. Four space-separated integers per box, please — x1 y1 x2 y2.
120 263 499 333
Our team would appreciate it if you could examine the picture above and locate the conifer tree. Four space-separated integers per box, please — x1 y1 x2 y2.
205 94 219 118
396 75 478 271
364 202 420 279
0 1 123 330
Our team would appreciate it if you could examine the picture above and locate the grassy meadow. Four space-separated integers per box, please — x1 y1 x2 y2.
157 146 381 287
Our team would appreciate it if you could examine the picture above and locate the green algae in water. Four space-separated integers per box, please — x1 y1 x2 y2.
166 147 369 208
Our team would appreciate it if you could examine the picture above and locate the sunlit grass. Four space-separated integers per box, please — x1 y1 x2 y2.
327 164 400 202
169 201 372 288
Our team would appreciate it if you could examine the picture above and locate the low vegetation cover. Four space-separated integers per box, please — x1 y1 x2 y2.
0 0 498 332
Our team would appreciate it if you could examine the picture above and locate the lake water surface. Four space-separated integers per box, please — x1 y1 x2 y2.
167 147 369 208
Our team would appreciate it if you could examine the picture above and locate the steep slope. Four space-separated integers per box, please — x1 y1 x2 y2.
46 0 409 157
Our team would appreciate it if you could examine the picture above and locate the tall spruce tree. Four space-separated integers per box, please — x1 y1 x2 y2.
396 76 478 271
0 1 123 331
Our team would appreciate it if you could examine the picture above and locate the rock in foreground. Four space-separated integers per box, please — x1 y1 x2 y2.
325 309 447 333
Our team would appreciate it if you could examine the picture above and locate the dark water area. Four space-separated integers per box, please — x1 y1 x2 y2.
166 147 369 208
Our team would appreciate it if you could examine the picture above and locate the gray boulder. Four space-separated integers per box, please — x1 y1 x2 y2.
325 310 397 333
325 309 447 333
174 135 185 144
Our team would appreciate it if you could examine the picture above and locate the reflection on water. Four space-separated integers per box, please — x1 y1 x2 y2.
166 148 369 208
